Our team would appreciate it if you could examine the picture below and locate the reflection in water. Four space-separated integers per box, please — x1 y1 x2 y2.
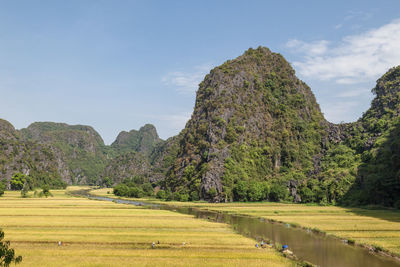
87 195 400 267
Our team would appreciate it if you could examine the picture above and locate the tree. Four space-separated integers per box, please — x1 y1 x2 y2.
10 173 27 191
248 182 265 201
233 181 248 201
141 183 154 196
0 182 5 197
269 183 288 202
41 185 52 198
156 190 166 199
0 229 22 266
101 177 112 188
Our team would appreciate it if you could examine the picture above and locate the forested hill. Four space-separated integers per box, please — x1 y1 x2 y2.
162 47 400 207
0 119 66 189
342 66 400 207
164 47 328 202
0 46 399 207
0 120 165 187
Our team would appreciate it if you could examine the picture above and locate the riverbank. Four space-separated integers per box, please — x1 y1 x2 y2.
91 187 400 260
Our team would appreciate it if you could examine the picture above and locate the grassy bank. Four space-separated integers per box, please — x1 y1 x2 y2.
0 187 291 267
91 188 400 257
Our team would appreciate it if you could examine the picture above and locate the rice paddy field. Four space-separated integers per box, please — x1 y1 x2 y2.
0 187 291 267
91 188 400 257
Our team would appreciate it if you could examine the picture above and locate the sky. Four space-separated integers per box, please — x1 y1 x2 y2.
0 0 399 144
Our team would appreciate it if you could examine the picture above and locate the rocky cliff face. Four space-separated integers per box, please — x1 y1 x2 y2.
166 47 328 201
340 65 400 206
20 122 108 184
111 124 162 156
0 119 66 188
103 124 168 184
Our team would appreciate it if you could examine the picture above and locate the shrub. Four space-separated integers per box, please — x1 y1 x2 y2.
113 184 129 196
0 182 5 197
233 181 248 201
248 182 265 201
208 187 217 198
156 190 166 199
190 191 200 201
10 173 26 191
141 183 154 196
269 183 288 201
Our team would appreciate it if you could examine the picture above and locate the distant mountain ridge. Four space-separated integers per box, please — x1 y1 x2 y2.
0 120 165 186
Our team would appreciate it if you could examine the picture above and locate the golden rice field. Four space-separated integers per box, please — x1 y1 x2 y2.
0 187 291 267
91 188 400 256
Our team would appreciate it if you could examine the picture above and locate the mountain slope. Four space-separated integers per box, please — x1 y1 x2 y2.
20 122 109 184
0 119 66 188
166 47 328 201
342 65 400 206
111 124 163 156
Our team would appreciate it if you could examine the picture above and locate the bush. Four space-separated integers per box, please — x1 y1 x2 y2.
113 184 129 196
179 193 190 202
0 182 5 197
101 177 112 188
10 173 27 190
248 182 265 201
128 186 144 198
141 183 154 196
299 186 314 203
233 181 248 201
269 184 288 201
156 190 166 199
190 191 200 201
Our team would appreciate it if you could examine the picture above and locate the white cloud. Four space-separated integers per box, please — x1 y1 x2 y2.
286 39 329 57
287 19 400 84
162 64 213 94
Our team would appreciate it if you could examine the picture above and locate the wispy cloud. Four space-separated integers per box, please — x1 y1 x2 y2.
286 39 330 57
162 64 213 94
287 19 400 84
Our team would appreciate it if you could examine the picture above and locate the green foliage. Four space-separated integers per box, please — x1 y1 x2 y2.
208 187 217 198
247 181 266 201
20 186 28 198
269 184 288 202
113 177 155 198
0 182 5 197
10 173 27 191
190 191 200 201
0 229 22 266
101 177 112 188
141 183 154 196
156 190 166 199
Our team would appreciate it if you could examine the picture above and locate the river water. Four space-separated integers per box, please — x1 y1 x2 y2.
81 192 400 267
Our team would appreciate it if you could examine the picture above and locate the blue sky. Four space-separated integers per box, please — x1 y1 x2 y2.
0 1 399 144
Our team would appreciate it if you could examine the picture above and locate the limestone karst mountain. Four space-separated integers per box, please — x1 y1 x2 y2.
1 47 399 207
